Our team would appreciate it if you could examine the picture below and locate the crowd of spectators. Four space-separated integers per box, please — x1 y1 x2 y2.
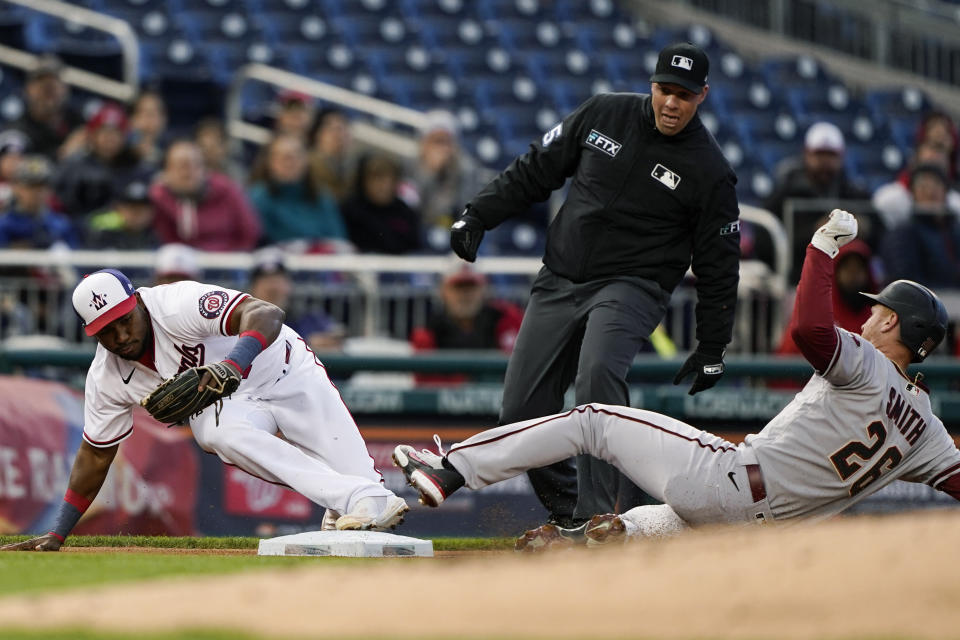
1 53 959 357
0 55 494 260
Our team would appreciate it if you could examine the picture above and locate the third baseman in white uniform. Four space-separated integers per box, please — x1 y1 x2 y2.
394 210 960 549
4 268 406 551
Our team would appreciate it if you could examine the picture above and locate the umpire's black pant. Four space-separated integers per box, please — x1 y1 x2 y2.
500 266 672 526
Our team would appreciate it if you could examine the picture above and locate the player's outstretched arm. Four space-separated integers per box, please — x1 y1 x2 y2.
1 441 118 551
199 296 285 393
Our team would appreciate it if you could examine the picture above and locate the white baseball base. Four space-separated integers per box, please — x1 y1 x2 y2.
257 530 434 558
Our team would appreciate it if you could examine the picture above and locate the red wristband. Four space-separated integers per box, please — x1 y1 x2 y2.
64 488 92 513
239 330 269 350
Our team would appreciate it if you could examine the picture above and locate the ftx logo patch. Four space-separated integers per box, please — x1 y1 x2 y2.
651 163 681 190
585 129 621 157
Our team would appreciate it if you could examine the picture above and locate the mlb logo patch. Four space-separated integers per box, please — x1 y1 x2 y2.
585 129 621 157
651 163 681 190
671 55 693 70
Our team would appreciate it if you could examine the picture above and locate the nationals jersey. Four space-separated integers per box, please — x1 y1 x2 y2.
746 328 960 521
83 280 301 448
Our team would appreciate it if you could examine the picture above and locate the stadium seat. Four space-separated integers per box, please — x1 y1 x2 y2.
478 0 549 22
54 38 125 81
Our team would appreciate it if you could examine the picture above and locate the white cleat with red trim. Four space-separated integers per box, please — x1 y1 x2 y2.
392 438 465 507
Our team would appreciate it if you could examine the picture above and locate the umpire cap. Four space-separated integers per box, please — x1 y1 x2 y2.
861 280 947 362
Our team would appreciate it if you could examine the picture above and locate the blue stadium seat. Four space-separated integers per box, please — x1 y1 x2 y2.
478 0 549 21
55 39 125 81
760 55 833 89
259 12 332 46
865 87 932 122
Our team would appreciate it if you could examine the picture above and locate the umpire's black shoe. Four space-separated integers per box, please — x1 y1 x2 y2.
392 443 465 507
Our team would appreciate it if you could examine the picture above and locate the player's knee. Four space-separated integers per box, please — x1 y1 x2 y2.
192 425 234 454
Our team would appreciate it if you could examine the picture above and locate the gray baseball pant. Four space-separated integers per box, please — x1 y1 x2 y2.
452 403 774 527
500 266 671 524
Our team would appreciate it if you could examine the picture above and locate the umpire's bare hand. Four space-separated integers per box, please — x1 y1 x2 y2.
0 533 62 552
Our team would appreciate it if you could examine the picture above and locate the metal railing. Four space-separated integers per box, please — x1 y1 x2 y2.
0 0 139 102
225 63 430 160
0 238 789 356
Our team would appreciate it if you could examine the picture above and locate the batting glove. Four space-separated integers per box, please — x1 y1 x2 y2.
811 209 858 259
673 344 726 396
450 209 486 263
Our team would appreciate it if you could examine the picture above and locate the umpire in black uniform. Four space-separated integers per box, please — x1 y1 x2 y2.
451 43 741 532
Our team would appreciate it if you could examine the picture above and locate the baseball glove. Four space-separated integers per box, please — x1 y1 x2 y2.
141 361 241 424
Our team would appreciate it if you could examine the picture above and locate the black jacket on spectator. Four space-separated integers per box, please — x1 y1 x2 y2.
10 109 83 159
54 147 153 217
466 92 740 348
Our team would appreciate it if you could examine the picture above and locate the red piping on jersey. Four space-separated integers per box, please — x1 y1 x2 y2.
449 404 737 455
83 426 133 447
220 293 249 336
930 462 960 488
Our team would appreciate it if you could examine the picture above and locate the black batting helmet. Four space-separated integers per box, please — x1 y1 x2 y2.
861 280 947 362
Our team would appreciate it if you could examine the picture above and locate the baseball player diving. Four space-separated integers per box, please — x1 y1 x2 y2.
3 269 407 551
395 210 960 548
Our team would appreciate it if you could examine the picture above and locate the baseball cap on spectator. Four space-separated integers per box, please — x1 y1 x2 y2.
27 54 64 82
13 155 53 185
72 268 138 336
421 110 459 138
154 243 201 282
650 42 709 94
444 264 486 286
117 180 151 205
87 103 129 134
250 247 289 282
276 89 312 107
804 122 845 154
910 162 949 188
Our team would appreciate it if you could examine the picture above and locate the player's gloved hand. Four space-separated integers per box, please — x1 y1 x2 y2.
810 208 858 259
0 533 62 552
450 209 485 263
673 344 725 396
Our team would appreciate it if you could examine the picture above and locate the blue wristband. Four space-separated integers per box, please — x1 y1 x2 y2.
51 502 83 541
225 335 264 373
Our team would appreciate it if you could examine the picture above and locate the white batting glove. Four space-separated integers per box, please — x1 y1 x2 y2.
811 209 858 258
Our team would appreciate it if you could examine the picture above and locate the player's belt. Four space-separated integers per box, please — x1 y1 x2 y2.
746 464 767 503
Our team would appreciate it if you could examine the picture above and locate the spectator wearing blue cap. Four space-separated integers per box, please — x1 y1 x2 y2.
84 180 159 250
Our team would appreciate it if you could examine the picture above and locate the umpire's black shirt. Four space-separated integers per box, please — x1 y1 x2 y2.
467 92 741 348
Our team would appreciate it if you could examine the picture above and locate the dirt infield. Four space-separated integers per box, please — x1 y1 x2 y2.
2 510 959 639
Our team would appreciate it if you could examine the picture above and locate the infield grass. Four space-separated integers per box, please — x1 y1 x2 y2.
0 535 512 597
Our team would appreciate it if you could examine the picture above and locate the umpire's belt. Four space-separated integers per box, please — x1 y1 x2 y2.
746 464 766 503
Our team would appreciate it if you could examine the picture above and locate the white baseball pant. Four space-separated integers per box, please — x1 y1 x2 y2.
189 337 394 515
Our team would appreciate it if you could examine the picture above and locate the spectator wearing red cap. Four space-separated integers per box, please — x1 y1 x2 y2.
410 263 524 384
150 139 261 251
54 102 154 218
274 90 314 142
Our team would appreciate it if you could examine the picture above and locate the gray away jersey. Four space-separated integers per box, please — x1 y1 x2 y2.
746 328 960 521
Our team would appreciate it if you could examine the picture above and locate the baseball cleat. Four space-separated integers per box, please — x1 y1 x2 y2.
335 496 409 531
514 521 588 553
584 514 628 547
392 441 465 507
